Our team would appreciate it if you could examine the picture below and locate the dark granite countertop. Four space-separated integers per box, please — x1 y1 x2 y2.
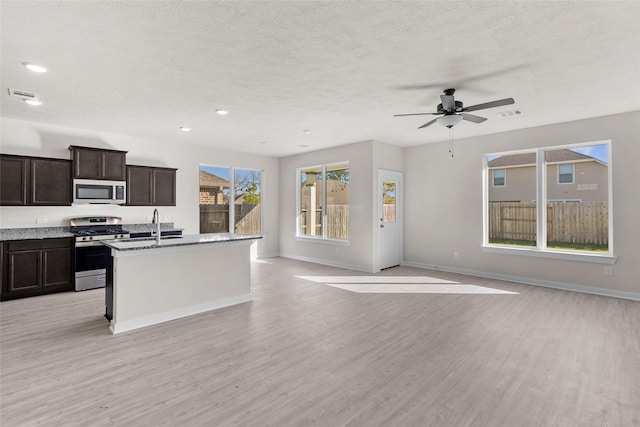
0 227 74 241
0 223 182 242
102 233 261 252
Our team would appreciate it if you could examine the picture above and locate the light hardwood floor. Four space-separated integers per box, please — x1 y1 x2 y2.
1 257 639 426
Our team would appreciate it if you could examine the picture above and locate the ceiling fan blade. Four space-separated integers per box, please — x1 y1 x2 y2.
463 98 514 112
418 118 438 129
393 112 439 117
440 95 455 111
460 113 487 123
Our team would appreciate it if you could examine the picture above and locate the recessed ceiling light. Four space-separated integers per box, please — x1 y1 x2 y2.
298 144 310 148
216 109 228 115
303 130 312 134
23 62 48 73
179 127 191 132
24 99 42 106
260 141 269 144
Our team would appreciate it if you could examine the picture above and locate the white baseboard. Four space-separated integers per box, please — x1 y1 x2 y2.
402 261 640 301
110 294 253 334
279 253 375 273
256 252 280 259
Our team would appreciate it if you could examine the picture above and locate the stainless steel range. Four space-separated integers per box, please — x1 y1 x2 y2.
70 216 129 291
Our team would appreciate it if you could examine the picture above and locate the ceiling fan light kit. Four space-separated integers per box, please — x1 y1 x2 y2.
394 88 515 129
394 88 515 158
437 114 463 128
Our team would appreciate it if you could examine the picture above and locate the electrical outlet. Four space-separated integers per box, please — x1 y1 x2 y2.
36 218 48 224
453 251 459 259
604 266 613 276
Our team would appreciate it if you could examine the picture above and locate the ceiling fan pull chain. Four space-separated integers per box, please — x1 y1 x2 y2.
449 128 454 158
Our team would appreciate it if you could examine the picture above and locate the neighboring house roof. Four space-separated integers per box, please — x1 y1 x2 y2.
488 152 536 167
488 149 598 167
199 170 230 188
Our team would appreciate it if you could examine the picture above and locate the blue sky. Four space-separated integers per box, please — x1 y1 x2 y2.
200 166 260 182
200 165 229 180
569 144 608 163
200 166 261 195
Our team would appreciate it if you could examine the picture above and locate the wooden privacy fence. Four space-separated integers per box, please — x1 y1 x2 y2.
488 201 608 244
299 205 394 239
383 204 396 222
199 204 261 235
300 205 350 238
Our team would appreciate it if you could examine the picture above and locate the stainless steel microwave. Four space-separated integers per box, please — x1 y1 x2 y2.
73 179 126 204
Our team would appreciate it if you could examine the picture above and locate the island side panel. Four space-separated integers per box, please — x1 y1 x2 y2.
111 241 251 333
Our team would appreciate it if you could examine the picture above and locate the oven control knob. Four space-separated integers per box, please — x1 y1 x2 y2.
89 236 93 240
82 237 87 241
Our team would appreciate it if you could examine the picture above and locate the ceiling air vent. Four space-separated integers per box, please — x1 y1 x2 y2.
8 88 38 100
497 110 524 118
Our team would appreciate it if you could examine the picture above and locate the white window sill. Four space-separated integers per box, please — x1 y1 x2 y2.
482 245 617 264
296 236 351 247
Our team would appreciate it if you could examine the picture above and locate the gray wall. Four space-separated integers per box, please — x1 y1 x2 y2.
403 111 640 297
3 112 637 297
278 140 403 272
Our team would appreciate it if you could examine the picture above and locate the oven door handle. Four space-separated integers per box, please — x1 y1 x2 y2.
75 241 107 248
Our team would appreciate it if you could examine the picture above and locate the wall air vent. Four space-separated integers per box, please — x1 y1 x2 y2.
8 88 38 99
497 110 524 118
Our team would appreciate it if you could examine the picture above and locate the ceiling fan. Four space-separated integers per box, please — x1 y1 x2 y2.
394 88 515 129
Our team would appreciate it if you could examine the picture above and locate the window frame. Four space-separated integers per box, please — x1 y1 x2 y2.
557 163 574 184
233 167 263 236
296 161 350 245
492 168 506 187
482 140 615 264
199 164 263 236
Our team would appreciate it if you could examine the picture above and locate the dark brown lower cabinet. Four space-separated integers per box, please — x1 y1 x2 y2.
1 238 74 301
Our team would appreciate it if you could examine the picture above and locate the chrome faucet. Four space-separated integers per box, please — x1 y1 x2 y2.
152 208 161 244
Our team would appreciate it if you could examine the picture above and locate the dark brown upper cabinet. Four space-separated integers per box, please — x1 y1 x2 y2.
0 155 28 205
69 146 127 181
126 165 176 206
0 155 72 206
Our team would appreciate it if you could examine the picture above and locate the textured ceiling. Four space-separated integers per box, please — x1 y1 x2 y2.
1 1 639 157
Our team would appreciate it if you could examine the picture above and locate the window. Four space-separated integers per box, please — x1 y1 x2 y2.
487 151 537 248
492 169 505 186
382 181 396 223
199 165 262 235
558 163 574 183
298 162 349 240
234 169 261 235
484 141 611 256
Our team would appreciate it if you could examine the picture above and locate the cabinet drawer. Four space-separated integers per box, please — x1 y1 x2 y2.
6 238 73 252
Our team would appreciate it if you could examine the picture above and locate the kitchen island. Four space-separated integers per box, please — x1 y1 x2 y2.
103 234 261 334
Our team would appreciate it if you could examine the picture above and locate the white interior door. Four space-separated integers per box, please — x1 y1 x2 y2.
378 170 403 270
